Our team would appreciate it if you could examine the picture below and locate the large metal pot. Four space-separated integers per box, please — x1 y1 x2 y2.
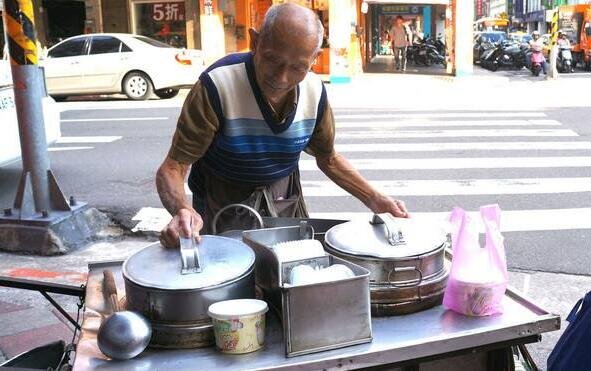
122 235 256 348
324 213 449 316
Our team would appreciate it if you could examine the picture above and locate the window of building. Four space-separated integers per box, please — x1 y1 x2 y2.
132 1 187 48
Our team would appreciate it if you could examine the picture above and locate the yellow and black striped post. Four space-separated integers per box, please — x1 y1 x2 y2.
2 0 38 65
551 9 559 47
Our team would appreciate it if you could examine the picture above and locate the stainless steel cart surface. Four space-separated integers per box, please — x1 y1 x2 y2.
72 259 559 371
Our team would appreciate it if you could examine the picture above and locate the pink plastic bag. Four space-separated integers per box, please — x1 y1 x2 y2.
442 204 508 316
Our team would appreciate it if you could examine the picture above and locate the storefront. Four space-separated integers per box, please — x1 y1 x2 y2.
131 0 190 48
371 4 431 56
526 9 546 33
359 1 450 71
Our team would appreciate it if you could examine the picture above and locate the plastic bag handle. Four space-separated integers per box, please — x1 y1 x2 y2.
480 204 508 280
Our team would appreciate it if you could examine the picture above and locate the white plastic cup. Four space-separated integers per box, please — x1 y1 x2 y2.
207 299 268 354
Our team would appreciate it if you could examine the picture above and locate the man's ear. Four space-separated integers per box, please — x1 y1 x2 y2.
249 28 259 52
311 50 322 68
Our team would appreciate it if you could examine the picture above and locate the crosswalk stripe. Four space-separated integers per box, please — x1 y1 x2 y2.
334 142 591 152
56 136 122 143
48 146 94 152
61 117 168 122
301 178 591 197
336 119 561 128
337 129 578 139
309 208 591 233
333 112 548 119
299 157 591 170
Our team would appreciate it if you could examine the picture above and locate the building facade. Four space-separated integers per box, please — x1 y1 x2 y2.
488 0 507 17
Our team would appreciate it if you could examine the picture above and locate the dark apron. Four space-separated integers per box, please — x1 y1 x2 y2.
191 162 309 235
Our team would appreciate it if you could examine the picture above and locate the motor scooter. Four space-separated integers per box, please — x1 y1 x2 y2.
557 45 574 73
528 48 545 76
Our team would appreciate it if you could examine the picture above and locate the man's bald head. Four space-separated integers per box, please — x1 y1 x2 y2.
259 3 324 52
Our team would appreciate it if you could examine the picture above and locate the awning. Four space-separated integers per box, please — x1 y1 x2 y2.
364 0 450 5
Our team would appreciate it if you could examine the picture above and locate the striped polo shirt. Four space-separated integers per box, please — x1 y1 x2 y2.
192 52 327 186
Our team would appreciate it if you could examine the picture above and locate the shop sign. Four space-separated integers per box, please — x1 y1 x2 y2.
476 0 483 17
379 5 422 15
152 2 184 22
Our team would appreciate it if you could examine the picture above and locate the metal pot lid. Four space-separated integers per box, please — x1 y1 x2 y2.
325 213 446 259
123 235 255 290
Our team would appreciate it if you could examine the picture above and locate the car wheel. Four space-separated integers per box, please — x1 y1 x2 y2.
123 72 153 100
154 88 179 99
51 95 68 102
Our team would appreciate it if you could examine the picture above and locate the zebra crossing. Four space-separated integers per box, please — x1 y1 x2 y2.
301 109 591 233
134 109 591 236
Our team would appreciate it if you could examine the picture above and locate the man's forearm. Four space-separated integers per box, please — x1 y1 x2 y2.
315 152 378 207
156 159 193 215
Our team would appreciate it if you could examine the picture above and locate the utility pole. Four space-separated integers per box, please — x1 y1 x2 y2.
547 8 559 80
0 0 105 255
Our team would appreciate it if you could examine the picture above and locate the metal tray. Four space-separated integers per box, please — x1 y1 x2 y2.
242 225 373 357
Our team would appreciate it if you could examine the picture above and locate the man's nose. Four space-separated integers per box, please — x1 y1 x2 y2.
274 66 290 85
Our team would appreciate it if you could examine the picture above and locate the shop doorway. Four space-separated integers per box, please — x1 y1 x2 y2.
43 0 86 46
363 2 450 75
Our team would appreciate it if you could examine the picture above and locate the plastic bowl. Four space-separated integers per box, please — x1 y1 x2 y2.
207 299 268 354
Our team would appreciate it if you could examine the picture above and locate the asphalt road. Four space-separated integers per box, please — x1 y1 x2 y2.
2 81 591 278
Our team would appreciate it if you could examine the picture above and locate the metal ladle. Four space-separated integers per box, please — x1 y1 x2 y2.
97 270 152 360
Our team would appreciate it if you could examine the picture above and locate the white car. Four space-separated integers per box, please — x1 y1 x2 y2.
41 33 204 100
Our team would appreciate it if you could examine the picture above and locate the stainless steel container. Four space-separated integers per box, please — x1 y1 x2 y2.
122 236 256 348
243 225 372 357
324 213 449 316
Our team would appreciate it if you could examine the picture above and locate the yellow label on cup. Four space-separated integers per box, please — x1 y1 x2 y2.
212 315 266 354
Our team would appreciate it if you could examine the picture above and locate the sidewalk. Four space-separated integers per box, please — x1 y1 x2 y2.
0 230 589 369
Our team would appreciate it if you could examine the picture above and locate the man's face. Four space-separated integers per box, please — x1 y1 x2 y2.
250 29 318 104
396 18 403 26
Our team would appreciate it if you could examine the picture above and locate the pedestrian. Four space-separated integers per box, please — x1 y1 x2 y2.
156 3 409 247
390 15 412 71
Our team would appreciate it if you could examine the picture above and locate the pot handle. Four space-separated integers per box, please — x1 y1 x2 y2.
211 203 265 235
180 236 202 275
371 213 406 246
387 266 423 288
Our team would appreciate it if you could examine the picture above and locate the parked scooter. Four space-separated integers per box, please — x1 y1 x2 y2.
412 36 447 67
479 41 527 71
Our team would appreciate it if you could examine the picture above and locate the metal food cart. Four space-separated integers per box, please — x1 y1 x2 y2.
0 217 561 371
72 259 559 370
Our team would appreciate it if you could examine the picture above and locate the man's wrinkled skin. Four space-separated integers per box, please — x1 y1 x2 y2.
156 3 409 248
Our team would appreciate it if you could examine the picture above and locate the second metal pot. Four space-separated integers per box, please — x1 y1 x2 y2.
324 213 449 315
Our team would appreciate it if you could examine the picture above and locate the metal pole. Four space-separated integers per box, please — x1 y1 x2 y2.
0 0 100 255
3 0 50 212
548 8 559 79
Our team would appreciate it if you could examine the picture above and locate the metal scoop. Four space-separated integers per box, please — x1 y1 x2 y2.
97 270 152 360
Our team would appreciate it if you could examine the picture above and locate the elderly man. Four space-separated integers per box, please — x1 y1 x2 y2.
156 3 409 247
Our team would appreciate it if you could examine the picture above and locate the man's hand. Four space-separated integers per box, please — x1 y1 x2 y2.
160 208 204 248
367 193 410 219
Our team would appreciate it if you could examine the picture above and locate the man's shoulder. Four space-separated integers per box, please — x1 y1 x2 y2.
202 53 251 76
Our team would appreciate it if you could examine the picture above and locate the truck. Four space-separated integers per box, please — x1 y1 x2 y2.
557 4 591 70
